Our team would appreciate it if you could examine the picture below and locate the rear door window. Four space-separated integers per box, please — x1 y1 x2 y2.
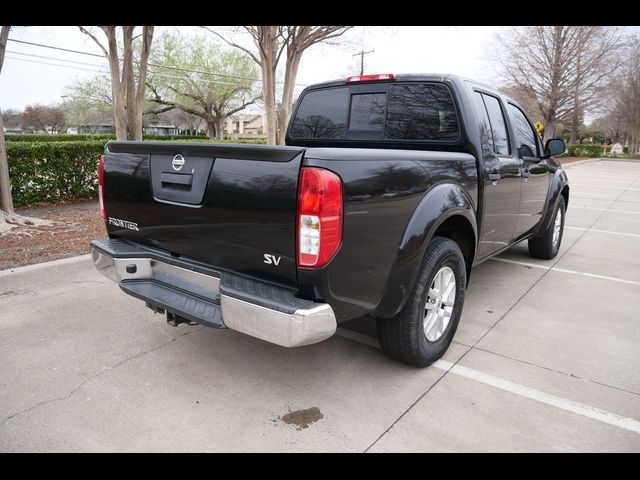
481 94 510 156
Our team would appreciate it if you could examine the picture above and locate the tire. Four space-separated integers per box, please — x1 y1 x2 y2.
377 236 466 367
528 196 566 260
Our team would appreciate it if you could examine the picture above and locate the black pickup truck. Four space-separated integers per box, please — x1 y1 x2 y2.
91 73 569 366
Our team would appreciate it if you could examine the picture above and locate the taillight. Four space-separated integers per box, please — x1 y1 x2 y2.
297 167 343 268
98 154 106 220
346 73 395 83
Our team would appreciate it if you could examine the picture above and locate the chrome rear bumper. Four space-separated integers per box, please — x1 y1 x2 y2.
91 239 336 348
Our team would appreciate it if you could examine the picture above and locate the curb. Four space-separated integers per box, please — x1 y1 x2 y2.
0 253 92 278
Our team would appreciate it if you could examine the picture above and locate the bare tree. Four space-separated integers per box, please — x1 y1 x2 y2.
496 26 622 142
79 26 154 141
1 108 22 130
202 26 353 144
615 35 640 154
0 26 49 232
22 104 65 134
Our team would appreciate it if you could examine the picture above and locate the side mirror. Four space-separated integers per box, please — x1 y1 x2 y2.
545 138 566 158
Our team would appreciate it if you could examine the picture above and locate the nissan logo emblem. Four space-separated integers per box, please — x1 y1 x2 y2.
172 154 185 171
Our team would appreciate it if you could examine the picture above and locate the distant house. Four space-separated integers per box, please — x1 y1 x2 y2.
225 114 265 137
76 124 116 134
71 124 179 136
143 124 179 136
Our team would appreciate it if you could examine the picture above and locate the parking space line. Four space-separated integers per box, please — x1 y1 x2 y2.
335 330 640 436
570 206 640 215
565 226 640 238
434 360 640 435
572 185 640 192
572 194 640 202
490 257 640 286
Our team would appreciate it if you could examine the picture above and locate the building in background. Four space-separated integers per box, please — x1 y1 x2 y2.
225 114 265 138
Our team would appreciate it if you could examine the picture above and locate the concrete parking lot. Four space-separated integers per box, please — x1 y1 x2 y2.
1 159 639 452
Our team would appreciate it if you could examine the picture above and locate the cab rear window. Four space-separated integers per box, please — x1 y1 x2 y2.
289 82 459 142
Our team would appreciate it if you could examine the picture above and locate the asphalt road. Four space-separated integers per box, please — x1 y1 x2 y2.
1 159 639 452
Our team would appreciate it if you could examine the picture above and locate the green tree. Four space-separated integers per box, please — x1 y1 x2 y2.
146 33 260 139
62 76 114 131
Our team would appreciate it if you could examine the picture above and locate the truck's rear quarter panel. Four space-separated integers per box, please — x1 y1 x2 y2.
301 148 478 322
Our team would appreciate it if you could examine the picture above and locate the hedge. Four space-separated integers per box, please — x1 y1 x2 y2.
7 140 106 207
6 137 267 207
5 133 266 144
564 144 604 158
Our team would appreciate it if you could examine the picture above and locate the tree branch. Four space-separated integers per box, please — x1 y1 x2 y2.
78 26 108 57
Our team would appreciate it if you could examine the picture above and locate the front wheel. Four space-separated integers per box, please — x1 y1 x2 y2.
528 196 566 260
377 236 466 367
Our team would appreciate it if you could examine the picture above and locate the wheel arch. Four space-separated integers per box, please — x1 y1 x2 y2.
374 182 477 319
536 168 569 236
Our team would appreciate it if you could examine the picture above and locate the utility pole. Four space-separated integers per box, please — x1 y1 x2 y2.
353 49 375 75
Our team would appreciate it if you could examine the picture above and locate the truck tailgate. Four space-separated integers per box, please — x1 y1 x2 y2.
103 141 306 286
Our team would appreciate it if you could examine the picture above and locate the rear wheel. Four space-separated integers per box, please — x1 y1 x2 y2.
377 236 466 367
528 196 566 260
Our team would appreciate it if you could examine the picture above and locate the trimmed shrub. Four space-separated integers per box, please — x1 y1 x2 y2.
5 133 266 144
565 144 604 158
5 137 267 207
6 133 115 142
6 141 106 207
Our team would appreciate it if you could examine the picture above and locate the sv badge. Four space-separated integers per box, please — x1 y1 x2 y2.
263 254 281 266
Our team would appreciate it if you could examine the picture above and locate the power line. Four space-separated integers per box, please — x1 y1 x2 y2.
7 37 309 87
8 38 106 58
3 54 306 91
6 49 109 69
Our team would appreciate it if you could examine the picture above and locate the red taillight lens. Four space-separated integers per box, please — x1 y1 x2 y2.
297 167 343 268
346 73 395 83
98 154 106 220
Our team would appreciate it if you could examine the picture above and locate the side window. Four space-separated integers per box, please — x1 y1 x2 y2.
471 91 494 156
507 104 538 158
481 94 510 156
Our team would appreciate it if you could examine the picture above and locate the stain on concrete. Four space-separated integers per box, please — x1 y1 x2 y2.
279 407 323 430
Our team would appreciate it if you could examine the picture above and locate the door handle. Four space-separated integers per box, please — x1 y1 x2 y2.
488 173 501 181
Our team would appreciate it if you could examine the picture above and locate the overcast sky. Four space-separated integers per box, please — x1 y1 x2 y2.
0 26 502 111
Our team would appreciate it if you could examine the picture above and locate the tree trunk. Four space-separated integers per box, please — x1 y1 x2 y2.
569 108 579 144
206 121 216 139
277 50 302 145
103 27 128 141
123 26 136 141
543 117 556 143
257 26 279 146
0 27 15 216
130 26 154 141
0 109 14 215
214 118 225 140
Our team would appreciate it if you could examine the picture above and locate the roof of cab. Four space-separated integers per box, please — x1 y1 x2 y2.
302 73 509 104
